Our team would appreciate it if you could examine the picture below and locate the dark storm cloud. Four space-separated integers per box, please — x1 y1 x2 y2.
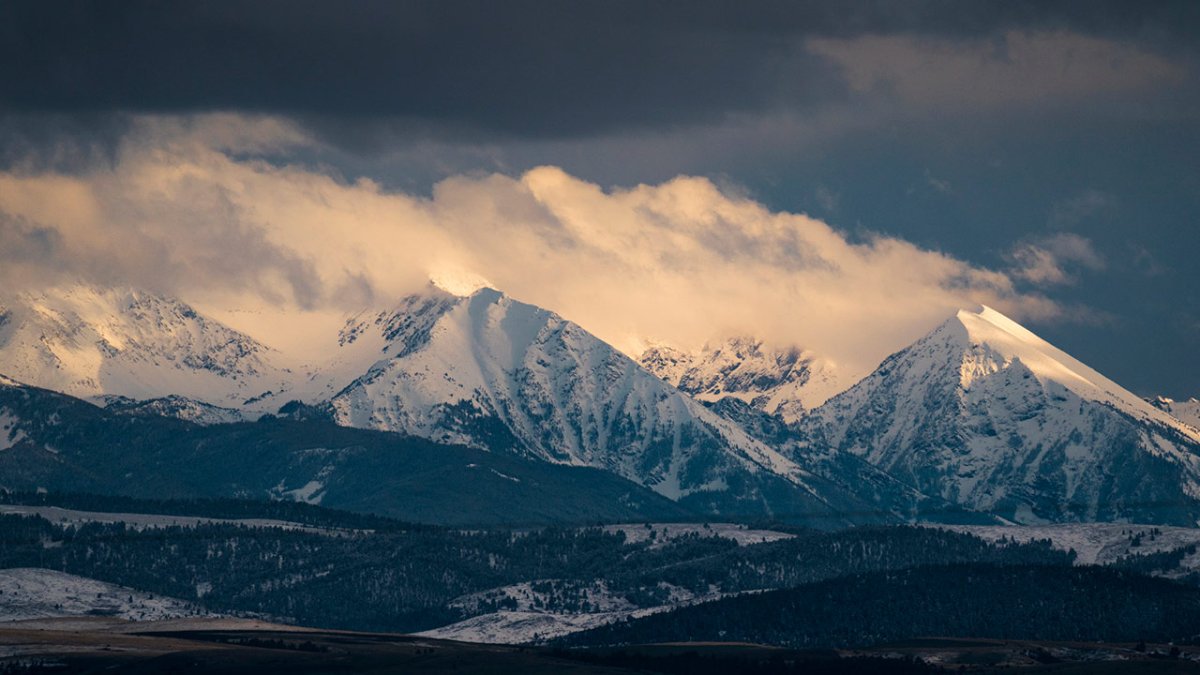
0 113 131 173
2 0 1196 141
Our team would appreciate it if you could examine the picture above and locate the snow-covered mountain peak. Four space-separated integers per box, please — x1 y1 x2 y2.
940 305 1197 440
0 283 289 408
639 335 848 423
337 285 459 349
429 268 493 297
804 305 1200 524
952 306 1101 392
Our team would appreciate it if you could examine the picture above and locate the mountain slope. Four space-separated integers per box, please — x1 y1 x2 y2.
639 337 847 423
0 285 290 410
704 397 996 524
319 287 885 522
0 379 697 525
799 306 1200 525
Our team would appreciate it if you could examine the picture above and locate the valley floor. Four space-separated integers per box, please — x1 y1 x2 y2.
2 619 1200 674
5 497 1200 665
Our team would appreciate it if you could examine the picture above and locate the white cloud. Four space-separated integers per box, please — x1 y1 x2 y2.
0 116 1070 375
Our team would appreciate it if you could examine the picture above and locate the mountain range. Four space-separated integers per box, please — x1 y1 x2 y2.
1 283 1197 526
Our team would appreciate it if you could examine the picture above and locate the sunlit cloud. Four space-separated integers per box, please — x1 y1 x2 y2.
0 117 1077 375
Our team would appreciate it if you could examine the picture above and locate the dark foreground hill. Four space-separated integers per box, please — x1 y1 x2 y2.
562 564 1200 649
0 383 693 525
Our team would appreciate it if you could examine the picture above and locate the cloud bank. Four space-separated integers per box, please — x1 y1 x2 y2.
0 118 1071 374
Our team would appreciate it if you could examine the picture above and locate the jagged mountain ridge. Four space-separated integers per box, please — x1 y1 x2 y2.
1150 396 1200 431
796 306 1200 525
639 337 848 423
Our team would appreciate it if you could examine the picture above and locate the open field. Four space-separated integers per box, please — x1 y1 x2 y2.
3 620 1200 674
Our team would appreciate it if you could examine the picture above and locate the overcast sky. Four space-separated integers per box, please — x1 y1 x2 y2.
1 1 1197 396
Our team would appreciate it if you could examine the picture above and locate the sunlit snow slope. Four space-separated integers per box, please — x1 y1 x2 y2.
0 285 290 413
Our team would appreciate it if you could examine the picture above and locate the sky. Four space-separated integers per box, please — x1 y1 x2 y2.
0 1 1197 397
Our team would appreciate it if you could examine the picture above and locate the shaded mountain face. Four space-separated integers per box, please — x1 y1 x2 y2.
702 397 997 525
797 306 1200 525
639 337 847 423
0 285 290 409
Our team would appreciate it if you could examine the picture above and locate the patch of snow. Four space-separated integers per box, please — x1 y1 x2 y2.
423 581 755 644
449 580 637 616
283 480 325 505
416 609 640 644
0 409 26 451
941 523 1200 566
601 522 795 547
0 568 207 622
